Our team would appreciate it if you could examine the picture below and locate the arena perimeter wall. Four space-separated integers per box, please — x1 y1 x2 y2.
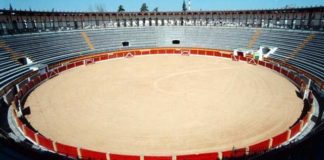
10 47 315 160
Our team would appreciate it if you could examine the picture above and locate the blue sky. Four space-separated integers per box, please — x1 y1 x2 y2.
0 0 323 12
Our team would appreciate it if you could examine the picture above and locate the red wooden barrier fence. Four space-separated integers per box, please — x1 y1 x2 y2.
23 125 36 142
281 69 289 77
290 121 303 138
67 63 75 69
271 131 289 148
80 148 107 160
134 51 142 55
27 80 32 89
116 52 124 58
40 74 48 81
206 51 213 56
214 51 221 57
144 156 172 160
94 56 101 62
58 66 67 73
302 112 311 124
248 139 270 155
158 50 166 54
174 50 181 54
151 50 158 54
33 76 41 85
222 148 246 158
15 117 23 129
36 134 55 151
274 66 281 73
110 154 140 160
287 72 295 81
258 61 266 66
190 50 198 54
266 63 273 69
142 50 150 55
75 60 84 66
239 56 247 61
222 54 232 58
108 54 117 59
198 50 205 55
21 86 27 96
177 152 218 160
55 142 79 159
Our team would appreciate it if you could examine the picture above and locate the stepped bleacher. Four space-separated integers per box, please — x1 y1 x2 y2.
253 30 324 81
1 32 89 64
290 34 324 81
0 47 30 89
0 27 323 90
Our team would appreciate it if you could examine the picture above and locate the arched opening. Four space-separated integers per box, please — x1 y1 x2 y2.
74 21 78 29
32 20 37 30
0 22 4 35
149 18 152 26
122 41 129 47
143 18 146 26
12 20 18 31
123 19 127 27
172 40 180 45
117 19 120 27
161 18 165 26
130 19 133 27
136 18 139 26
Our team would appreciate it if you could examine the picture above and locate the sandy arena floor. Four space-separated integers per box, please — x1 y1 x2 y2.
25 55 303 155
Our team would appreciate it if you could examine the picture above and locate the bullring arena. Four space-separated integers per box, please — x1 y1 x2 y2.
25 52 303 155
0 4 323 160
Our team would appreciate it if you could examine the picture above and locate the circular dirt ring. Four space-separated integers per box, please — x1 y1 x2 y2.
25 54 302 155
